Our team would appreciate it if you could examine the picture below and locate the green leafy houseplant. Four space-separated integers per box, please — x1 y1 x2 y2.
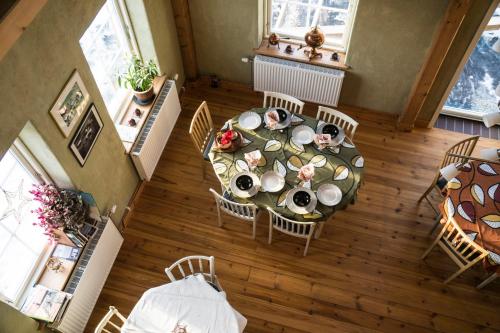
118 55 159 103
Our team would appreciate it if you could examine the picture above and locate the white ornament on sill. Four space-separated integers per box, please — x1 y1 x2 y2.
493 39 500 53
482 111 500 128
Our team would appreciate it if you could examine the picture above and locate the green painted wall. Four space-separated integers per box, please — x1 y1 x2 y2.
188 0 448 114
343 0 449 114
417 0 495 125
189 0 262 85
0 0 184 330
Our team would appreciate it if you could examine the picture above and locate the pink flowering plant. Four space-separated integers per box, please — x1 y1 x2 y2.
30 184 88 239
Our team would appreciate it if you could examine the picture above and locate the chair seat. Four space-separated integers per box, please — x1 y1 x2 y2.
203 131 216 161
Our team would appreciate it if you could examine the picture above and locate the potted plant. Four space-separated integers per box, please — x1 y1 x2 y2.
117 55 159 104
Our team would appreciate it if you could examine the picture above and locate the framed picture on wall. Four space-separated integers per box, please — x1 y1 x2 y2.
49 70 90 137
69 104 103 166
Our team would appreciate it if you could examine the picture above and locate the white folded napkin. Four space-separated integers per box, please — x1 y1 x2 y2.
298 163 315 182
313 133 331 149
244 150 262 169
266 110 280 129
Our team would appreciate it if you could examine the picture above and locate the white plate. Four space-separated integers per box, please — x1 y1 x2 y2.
260 171 285 192
316 123 345 146
229 172 260 198
285 187 317 214
317 183 342 206
292 125 315 144
264 108 292 130
238 111 262 130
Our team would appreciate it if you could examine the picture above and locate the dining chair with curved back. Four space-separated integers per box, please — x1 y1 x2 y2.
94 306 127 333
209 188 259 239
189 101 215 179
421 217 489 284
263 91 305 115
316 106 359 141
165 255 222 291
267 208 323 256
418 136 479 216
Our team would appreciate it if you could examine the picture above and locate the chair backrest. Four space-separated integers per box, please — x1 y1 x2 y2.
94 306 126 333
267 208 316 239
209 188 257 220
165 255 215 283
441 136 479 168
189 101 214 154
316 106 359 140
263 91 305 114
437 217 489 269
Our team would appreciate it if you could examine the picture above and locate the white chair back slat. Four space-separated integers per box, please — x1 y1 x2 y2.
263 91 305 115
316 106 359 141
267 208 319 256
189 101 214 155
94 306 127 333
165 255 218 287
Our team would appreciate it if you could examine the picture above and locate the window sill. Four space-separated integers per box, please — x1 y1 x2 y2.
113 75 168 153
254 38 350 71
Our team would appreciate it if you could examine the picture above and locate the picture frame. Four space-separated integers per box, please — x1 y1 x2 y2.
69 104 103 166
49 70 90 137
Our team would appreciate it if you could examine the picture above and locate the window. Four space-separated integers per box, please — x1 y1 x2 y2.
80 0 137 120
443 6 500 119
267 0 358 51
0 143 50 305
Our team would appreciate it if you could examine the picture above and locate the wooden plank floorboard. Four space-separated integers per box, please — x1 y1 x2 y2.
85 81 500 332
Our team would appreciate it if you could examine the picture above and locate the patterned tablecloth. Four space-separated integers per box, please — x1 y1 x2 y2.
209 108 364 221
440 161 500 272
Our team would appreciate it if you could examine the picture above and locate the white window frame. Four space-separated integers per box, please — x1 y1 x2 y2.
441 4 500 122
264 0 358 52
0 139 55 308
80 0 140 123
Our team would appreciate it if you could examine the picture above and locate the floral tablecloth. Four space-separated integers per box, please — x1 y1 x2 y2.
440 161 500 271
209 108 364 221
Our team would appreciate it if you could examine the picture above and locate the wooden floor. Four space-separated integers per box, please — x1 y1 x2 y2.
86 80 500 333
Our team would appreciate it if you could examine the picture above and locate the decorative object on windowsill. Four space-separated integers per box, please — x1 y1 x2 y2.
482 110 500 128
49 70 90 137
210 74 220 88
331 52 339 62
69 104 103 166
30 184 89 241
285 44 293 54
268 32 281 49
117 54 159 105
134 108 142 117
304 26 325 61
46 257 64 273
493 38 500 53
128 118 137 127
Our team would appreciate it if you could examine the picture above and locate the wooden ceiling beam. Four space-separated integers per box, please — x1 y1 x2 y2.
397 0 472 131
0 0 47 62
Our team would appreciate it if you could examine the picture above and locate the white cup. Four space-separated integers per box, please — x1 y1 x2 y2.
440 163 461 181
480 148 499 161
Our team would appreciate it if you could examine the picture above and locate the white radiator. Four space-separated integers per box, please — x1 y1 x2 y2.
52 219 123 333
253 55 345 107
131 80 181 181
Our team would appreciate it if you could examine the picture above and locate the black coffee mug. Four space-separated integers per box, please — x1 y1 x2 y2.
236 175 253 191
293 191 311 207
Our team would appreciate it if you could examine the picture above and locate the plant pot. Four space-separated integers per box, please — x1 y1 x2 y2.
133 85 155 105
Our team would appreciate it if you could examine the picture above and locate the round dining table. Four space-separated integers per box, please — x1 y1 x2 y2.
209 107 364 221
121 274 247 333
440 161 500 272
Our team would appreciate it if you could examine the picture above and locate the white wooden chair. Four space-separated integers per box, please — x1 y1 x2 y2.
263 91 305 114
418 136 479 218
189 101 215 179
421 217 489 284
267 208 323 256
165 255 222 291
316 106 359 141
209 188 259 239
94 306 126 333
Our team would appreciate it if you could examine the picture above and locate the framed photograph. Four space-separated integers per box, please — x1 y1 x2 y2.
49 70 90 137
69 105 103 166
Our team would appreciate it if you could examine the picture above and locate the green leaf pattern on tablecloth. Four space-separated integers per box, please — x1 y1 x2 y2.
210 107 364 221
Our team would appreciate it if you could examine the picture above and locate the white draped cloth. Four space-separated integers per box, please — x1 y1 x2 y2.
121 275 246 333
